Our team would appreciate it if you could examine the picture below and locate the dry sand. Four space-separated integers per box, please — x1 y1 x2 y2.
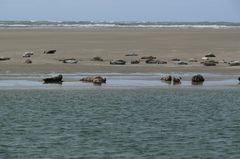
0 28 239 74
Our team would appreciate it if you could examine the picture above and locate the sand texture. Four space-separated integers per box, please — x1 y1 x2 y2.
0 28 239 74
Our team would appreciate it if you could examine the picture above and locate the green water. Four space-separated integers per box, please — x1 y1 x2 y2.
0 88 240 159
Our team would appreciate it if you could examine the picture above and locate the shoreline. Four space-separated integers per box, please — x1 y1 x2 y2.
0 72 239 90
0 64 239 75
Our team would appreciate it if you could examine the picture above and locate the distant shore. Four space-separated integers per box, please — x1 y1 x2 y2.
0 27 239 74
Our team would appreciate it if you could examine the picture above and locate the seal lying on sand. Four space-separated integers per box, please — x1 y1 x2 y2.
125 53 138 56
176 61 188 65
92 56 104 61
229 61 240 66
0 57 10 61
131 60 140 64
44 50 56 54
192 74 205 85
80 76 106 85
173 77 182 85
62 58 78 64
161 75 181 85
22 52 34 58
43 74 63 84
145 59 167 64
189 58 198 62
161 75 172 82
205 53 216 57
203 60 217 66
141 56 156 60
110 60 126 65
145 59 160 64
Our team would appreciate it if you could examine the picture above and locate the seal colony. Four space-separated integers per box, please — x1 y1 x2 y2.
42 74 240 86
1 49 239 69
0 28 240 74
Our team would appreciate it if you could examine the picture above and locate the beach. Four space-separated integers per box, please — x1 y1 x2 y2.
0 27 239 74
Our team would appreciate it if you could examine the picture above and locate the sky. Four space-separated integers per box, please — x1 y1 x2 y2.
0 0 240 22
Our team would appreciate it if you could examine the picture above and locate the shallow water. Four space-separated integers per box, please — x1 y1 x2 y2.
0 73 239 89
0 79 238 90
0 88 240 158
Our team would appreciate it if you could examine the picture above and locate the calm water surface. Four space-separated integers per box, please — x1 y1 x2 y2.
0 88 240 158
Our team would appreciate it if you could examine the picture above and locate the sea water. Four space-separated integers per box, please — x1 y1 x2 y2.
0 88 240 158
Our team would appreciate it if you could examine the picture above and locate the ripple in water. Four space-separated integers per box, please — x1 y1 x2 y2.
0 89 240 158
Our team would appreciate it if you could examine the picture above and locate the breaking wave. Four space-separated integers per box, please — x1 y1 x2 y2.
0 21 240 29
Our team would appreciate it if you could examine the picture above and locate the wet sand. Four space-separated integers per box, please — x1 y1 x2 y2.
0 28 239 74
0 73 239 90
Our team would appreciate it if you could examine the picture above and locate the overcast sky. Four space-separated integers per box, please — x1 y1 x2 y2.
0 0 240 22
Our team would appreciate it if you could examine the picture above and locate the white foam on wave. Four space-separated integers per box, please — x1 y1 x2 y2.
1 23 240 29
